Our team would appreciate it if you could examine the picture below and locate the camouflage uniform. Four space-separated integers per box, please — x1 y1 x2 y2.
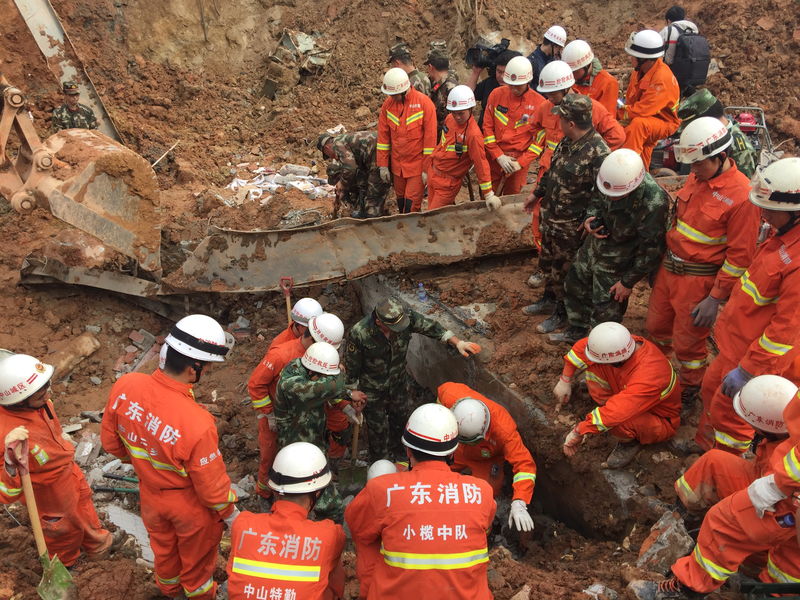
408 69 432 97
564 173 670 328
51 104 98 133
325 131 392 217
274 358 346 521
536 96 610 302
430 71 459 135
343 298 452 461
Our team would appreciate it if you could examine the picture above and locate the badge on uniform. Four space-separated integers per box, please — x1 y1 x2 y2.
481 448 491 458
496 105 508 114
347 342 356 353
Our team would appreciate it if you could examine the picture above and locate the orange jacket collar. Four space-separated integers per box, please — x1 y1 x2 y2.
272 499 311 519
152 368 194 399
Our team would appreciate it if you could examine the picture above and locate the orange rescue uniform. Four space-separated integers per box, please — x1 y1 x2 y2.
481 85 546 195
102 370 238 600
574 68 620 116
619 58 680 168
345 461 496 600
268 326 299 353
227 501 345 600
646 163 759 387
698 224 800 453
0 401 111 566
563 336 681 443
427 114 493 210
436 382 537 502
247 337 306 498
377 87 437 212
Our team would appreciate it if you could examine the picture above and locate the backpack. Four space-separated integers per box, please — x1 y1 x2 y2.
669 25 711 92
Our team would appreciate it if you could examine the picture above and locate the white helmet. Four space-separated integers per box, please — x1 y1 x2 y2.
269 442 332 493
597 149 646 197
675 117 732 164
453 397 491 443
750 157 800 211
562 40 594 71
625 30 665 59
402 403 459 456
544 25 567 47
733 375 798 434
308 313 344 349
503 56 533 85
0 354 54 406
381 68 411 95
164 314 229 363
447 85 476 111
291 297 323 326
367 459 398 481
301 342 341 375
586 322 635 364
537 60 575 93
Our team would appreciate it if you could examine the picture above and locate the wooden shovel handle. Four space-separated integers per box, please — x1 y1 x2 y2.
351 422 360 463
279 277 293 327
21 472 48 557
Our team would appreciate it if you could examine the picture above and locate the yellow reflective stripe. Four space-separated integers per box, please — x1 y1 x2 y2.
257 479 270 490
767 556 800 583
566 349 587 369
120 436 188 477
679 358 706 370
440 132 446 145
211 489 237 511
231 557 321 581
406 110 424 125
386 111 400 126
652 338 672 347
423 147 434 155
713 430 751 451
693 545 734 582
376 142 391 151
251 396 271 409
675 475 693 498
535 130 546 143
513 472 536 483
721 259 746 278
445 144 457 151
493 108 508 126
0 481 22 498
157 574 180 585
529 143 543 155
783 447 800 482
660 369 677 398
590 407 608 432
585 372 611 389
758 333 793 356
675 219 727 245
381 546 489 570
546 140 558 150
484 135 496 144
185 577 215 597
740 272 778 306
479 181 492 191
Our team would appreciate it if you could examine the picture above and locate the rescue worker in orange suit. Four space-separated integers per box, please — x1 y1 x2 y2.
1 353 113 567
426 85 499 211
628 388 800 600
696 157 800 454
556 322 681 469
481 55 546 195
377 67 437 214
646 117 759 412
437 382 536 532
562 40 620 116
102 315 239 600
267 296 323 353
618 29 680 169
345 404 496 600
226 442 345 600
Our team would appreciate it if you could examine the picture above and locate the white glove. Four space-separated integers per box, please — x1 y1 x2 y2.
508 499 534 532
223 506 240 528
496 155 521 174
455 340 481 357
747 474 787 518
563 427 583 457
343 404 364 426
421 171 428 185
379 167 391 183
484 192 501 211
553 377 572 404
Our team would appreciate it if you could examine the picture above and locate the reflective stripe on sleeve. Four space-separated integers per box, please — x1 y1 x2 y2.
758 334 793 356
423 147 434 155
211 489 237 511
381 546 489 570
376 143 391 151
513 472 536 484
679 359 706 370
713 430 751 451
720 259 746 278
479 181 492 191
675 475 693 498
589 407 608 432
692 545 734 582
231 557 322 581
0 481 22 498
483 135 496 144
251 396 271 409
585 372 611 389
566 349 587 369
782 447 800 482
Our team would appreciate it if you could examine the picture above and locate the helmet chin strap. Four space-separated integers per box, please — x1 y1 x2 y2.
777 213 800 236
191 361 205 383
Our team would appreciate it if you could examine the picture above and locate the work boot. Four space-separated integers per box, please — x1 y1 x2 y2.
522 292 556 316
403 198 414 213
395 196 405 213
548 326 588 345
604 440 641 469
680 385 700 419
527 270 545 287
350 206 366 218
628 576 703 600
536 302 566 333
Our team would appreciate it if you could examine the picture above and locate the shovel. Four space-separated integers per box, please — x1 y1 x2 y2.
279 276 294 327
337 418 367 489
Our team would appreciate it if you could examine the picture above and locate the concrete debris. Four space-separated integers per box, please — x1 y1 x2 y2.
62 423 83 434
583 583 619 600
89 376 102 385
105 504 154 562
87 467 105 487
236 474 256 495
271 29 331 74
85 325 102 334
651 451 677 464
80 410 104 423
509 585 532 600
74 432 102 467
636 511 694 574
130 328 156 351
226 167 333 205
50 332 101 380
102 458 123 473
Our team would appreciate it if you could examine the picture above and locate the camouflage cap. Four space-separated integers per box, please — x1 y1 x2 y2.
62 81 79 95
677 88 718 123
388 42 413 63
374 297 410 332
316 132 334 152
424 41 450 64
551 93 593 125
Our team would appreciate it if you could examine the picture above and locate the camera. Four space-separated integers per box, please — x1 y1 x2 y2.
465 38 511 69
591 217 610 236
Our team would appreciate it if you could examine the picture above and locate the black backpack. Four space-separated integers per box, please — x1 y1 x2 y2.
669 25 711 92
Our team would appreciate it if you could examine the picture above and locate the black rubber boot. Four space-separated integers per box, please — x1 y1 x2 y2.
536 301 566 333
548 326 589 345
522 292 556 316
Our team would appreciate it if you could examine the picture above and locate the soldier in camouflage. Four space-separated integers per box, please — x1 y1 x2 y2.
317 131 391 218
343 297 481 461
550 148 670 344
522 95 610 334
424 44 459 136
51 81 98 133
387 42 432 97
677 88 758 178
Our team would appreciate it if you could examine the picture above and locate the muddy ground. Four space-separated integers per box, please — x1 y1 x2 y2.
0 0 797 597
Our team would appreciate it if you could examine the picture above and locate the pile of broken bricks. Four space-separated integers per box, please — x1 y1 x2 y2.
113 328 162 376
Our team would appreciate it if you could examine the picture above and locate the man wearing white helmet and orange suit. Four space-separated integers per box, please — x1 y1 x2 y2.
645 117 759 416
102 314 239 600
1 354 114 567
346 404 496 600
268 297 323 353
437 382 537 533
377 67 437 214
556 322 681 469
618 29 680 169
527 25 567 86
426 85 499 211
562 40 620 115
